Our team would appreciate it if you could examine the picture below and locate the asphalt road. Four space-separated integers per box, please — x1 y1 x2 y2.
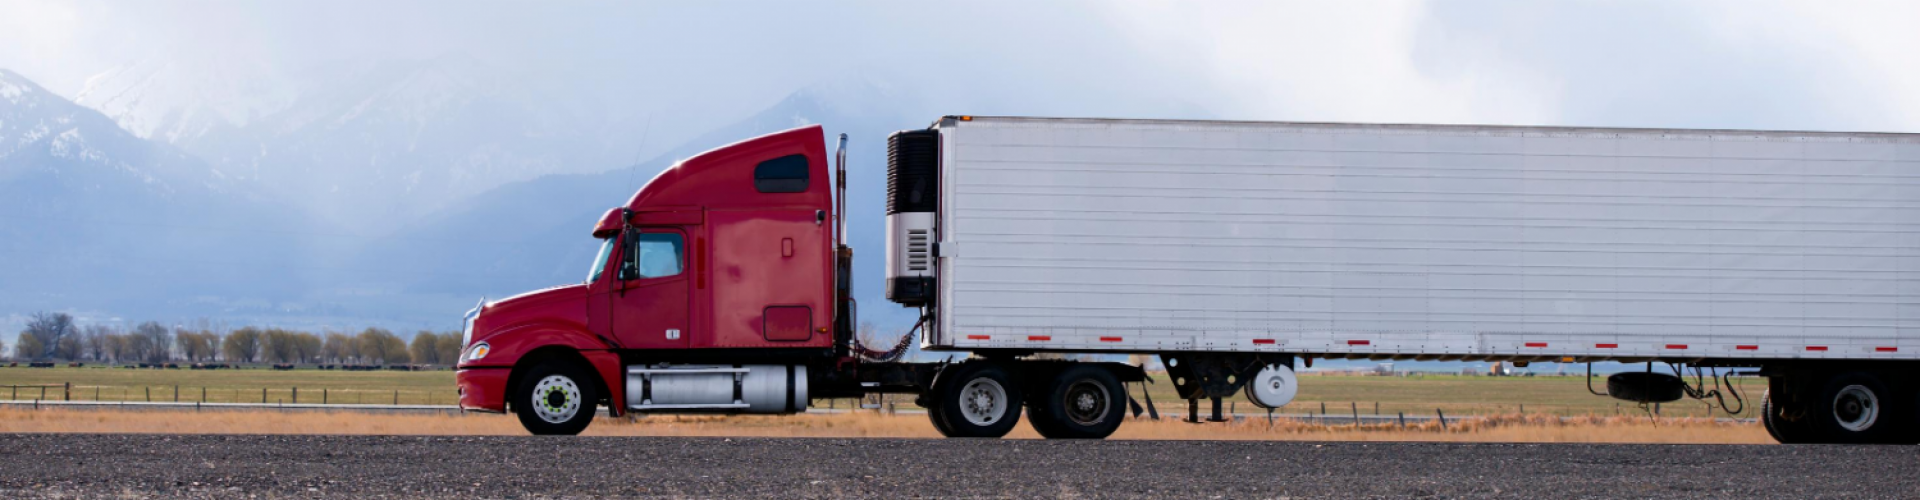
0 434 1911 499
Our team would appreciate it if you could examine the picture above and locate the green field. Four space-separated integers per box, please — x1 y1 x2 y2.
0 367 456 405
0 367 1762 418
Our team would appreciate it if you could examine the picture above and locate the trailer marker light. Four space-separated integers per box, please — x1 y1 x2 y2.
1665 344 1688 349
966 335 990 340
1251 339 1275 345
1028 335 1051 341
1596 343 1618 349
1559 357 1575 363
1524 342 1547 348
1876 347 1898 352
1346 340 1370 346
959 115 973 121
1806 346 1827 351
1736 345 1758 350
1099 336 1123 342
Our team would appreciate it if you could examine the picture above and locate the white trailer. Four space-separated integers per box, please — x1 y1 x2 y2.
884 116 1920 444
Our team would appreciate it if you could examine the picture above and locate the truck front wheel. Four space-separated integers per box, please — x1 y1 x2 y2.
513 359 600 435
929 362 1022 438
1027 365 1126 439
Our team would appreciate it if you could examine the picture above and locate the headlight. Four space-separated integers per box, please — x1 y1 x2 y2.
465 342 490 362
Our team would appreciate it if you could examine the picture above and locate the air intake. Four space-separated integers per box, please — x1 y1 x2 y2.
887 130 939 215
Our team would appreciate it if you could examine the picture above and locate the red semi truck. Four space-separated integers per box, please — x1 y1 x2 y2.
458 116 1920 443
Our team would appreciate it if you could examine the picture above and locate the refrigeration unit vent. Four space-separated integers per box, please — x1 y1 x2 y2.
906 229 931 271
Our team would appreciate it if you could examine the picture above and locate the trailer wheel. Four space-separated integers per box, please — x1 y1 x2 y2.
512 359 599 435
1760 389 1815 444
930 362 1022 438
1809 371 1899 444
1027 365 1126 439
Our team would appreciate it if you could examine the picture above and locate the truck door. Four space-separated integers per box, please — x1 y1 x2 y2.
611 228 690 349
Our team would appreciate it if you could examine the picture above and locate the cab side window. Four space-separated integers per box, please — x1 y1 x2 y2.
629 232 684 278
754 154 809 193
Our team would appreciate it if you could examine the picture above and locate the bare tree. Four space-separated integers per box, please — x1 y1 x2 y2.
223 327 264 364
409 331 440 365
82 325 113 361
434 332 463 366
134 322 172 363
21 312 75 360
356 328 409 365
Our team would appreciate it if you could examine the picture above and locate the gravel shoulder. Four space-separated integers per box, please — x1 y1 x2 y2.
0 433 1911 499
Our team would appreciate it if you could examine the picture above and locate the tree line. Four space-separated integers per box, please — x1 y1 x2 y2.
6 312 464 366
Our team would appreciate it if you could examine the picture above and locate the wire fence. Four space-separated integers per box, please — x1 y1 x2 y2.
1 384 458 406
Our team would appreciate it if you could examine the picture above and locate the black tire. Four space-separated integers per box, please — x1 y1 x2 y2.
1028 365 1126 439
926 397 957 436
1760 389 1817 444
930 362 1022 438
1764 377 1826 444
512 359 599 435
1809 371 1900 444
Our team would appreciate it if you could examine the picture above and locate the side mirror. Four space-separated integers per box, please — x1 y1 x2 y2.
618 262 639 281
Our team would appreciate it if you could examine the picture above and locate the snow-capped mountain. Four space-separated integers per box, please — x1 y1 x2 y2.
1 68 234 196
75 55 648 233
0 68 320 325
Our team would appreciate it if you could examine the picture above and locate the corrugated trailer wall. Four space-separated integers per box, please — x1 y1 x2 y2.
930 116 1920 361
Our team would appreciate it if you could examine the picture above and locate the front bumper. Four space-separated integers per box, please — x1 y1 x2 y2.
456 367 510 413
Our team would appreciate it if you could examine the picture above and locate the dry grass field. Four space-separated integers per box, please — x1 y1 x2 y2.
0 407 1770 444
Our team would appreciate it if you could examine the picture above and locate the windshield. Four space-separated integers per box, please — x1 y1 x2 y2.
586 237 615 283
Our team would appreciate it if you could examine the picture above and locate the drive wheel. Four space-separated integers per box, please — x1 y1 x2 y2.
1810 371 1899 444
930 362 1022 438
1028 365 1126 439
513 359 599 435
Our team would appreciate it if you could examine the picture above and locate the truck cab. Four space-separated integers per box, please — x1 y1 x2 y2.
456 125 842 434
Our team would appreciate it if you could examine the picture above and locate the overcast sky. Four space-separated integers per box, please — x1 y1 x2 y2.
2 0 1916 136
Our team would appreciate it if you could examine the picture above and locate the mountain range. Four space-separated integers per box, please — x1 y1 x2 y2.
1 63 932 334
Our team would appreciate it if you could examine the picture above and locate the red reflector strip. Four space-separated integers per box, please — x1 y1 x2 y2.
1098 336 1123 342
1666 344 1689 349
1252 339 1276 345
1028 335 1051 341
1736 345 1759 350
1347 340 1371 346
966 335 989 340
1806 346 1827 351
1877 347 1898 352
1596 343 1618 349
1524 342 1548 348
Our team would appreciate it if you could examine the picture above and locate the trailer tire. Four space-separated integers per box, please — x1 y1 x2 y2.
930 362 1022 438
512 359 599 436
1027 365 1126 439
1809 371 1900 444
1760 390 1815 444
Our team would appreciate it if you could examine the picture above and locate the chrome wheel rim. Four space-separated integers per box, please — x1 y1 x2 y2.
532 375 581 424
1062 380 1110 426
958 378 1008 427
1832 385 1878 432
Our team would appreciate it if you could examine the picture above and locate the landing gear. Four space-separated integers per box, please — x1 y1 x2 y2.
513 359 600 435
928 362 1023 438
1027 365 1126 439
